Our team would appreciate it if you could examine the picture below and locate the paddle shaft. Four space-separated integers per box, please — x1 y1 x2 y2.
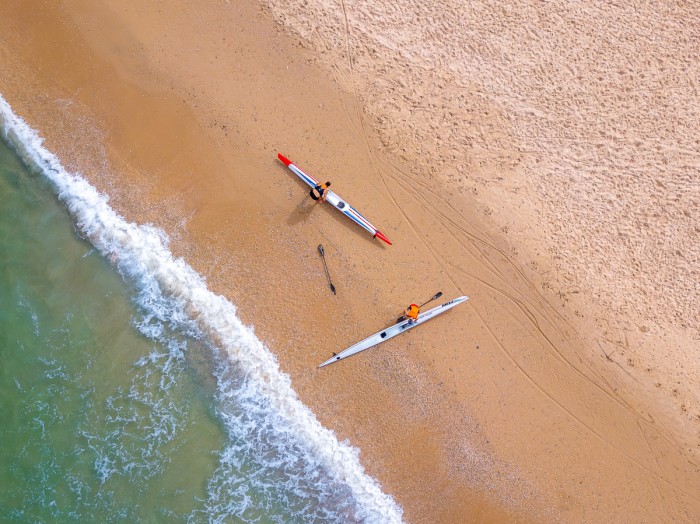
318 245 336 295
418 291 442 309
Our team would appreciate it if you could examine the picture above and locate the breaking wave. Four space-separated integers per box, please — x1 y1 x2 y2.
0 94 403 523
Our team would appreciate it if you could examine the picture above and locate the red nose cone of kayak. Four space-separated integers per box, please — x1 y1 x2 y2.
374 231 392 245
277 153 292 166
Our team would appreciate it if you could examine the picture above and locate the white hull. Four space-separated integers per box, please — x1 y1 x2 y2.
278 153 392 245
319 296 469 367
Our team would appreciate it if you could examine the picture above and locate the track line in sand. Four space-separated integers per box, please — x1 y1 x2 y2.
333 53 698 489
443 256 664 427
323 13 463 298
406 187 687 453
323 4 683 445
371 159 687 438
469 303 700 502
360 137 687 478
310 3 698 503
339 0 352 73
358 86 697 495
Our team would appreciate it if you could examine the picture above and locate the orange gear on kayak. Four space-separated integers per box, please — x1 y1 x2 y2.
406 304 419 320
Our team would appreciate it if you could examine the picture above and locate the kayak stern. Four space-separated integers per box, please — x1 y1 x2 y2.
374 231 392 245
277 153 292 166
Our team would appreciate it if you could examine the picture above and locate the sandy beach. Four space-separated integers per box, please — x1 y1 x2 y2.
1 0 698 521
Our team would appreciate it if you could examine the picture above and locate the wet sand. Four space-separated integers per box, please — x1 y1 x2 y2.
1 0 698 521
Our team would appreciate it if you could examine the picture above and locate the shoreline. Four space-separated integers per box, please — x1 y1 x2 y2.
0 92 404 522
1 1 698 521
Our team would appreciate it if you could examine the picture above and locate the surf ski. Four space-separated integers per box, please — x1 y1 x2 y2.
319 295 469 367
277 153 392 245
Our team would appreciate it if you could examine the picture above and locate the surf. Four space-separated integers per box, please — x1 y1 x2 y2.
0 93 403 523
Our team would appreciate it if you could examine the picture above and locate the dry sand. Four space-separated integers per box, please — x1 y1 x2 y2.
1 0 698 521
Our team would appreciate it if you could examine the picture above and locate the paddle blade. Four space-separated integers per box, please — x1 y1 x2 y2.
330 283 337 295
418 291 443 309
318 244 325 256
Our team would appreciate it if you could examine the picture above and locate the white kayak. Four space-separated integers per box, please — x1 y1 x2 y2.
319 296 469 367
278 153 392 245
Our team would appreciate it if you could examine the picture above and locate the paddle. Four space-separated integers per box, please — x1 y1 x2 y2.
317 244 336 295
396 291 443 322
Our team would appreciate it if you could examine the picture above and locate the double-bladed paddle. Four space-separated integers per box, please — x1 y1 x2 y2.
317 244 336 295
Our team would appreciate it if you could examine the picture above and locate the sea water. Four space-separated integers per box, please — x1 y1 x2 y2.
0 134 223 520
0 96 402 523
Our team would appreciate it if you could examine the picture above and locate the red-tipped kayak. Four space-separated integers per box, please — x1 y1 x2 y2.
278 153 392 245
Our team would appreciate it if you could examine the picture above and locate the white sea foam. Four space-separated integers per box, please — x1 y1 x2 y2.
0 94 403 523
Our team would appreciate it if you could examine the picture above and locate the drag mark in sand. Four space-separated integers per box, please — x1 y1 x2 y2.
385 154 696 474
340 0 353 73
322 3 648 416
314 41 697 494
383 165 700 499
266 1 700 455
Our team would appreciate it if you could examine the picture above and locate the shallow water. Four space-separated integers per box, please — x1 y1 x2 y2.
0 127 227 521
0 97 402 523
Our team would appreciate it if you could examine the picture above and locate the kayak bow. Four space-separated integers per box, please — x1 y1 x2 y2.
319 296 469 367
278 153 392 245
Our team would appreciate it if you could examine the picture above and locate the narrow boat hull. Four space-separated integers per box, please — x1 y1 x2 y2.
319 296 469 367
278 153 392 245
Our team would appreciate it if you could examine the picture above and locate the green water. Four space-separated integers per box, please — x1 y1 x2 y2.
0 137 224 520
0 113 392 521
